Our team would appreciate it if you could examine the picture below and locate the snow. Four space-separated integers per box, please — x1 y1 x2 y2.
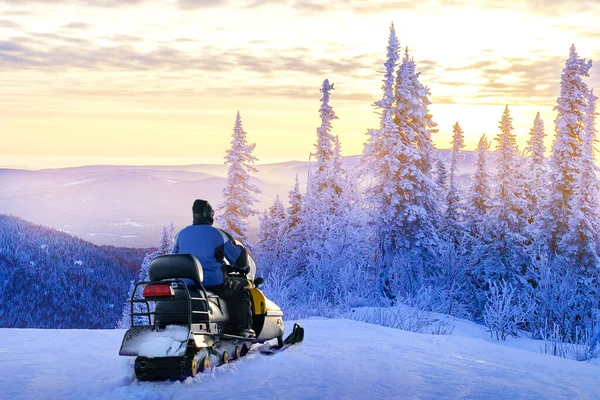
121 325 189 358
0 318 598 400
59 177 101 187
108 222 146 228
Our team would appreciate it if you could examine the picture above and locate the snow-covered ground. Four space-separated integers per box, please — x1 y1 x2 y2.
0 318 598 400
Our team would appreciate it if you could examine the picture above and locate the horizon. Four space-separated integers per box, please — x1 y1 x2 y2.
2 1 599 169
0 150 473 171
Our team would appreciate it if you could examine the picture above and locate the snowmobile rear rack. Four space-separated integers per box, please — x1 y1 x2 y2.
127 278 213 332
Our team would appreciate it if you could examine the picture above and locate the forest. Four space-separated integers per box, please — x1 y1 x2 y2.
214 25 600 357
0 214 146 328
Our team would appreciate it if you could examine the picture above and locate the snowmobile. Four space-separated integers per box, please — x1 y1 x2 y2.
119 253 304 381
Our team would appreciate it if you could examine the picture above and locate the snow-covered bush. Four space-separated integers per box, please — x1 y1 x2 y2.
540 321 569 358
348 305 429 333
483 279 529 340
568 323 600 361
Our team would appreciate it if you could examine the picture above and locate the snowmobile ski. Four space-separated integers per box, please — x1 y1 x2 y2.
258 323 304 355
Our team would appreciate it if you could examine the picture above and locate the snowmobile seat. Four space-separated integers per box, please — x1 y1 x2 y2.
149 254 203 284
149 255 227 326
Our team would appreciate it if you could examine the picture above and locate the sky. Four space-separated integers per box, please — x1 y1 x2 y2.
1 0 599 169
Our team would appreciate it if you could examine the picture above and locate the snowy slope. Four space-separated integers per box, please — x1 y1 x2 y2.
0 319 598 400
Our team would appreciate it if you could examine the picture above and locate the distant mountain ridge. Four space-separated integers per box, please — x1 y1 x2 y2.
0 214 146 329
0 153 480 247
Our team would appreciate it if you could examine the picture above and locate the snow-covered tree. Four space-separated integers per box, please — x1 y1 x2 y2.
117 222 175 328
538 45 593 257
286 174 303 231
401 48 438 187
361 24 401 293
297 133 370 307
387 48 440 254
310 79 338 197
363 27 441 296
467 135 492 234
562 90 600 268
484 106 529 282
444 122 465 243
216 112 261 242
524 112 547 220
363 22 399 224
255 196 288 273
435 157 449 195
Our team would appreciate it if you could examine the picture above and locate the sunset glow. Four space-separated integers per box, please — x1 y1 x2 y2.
1 0 599 169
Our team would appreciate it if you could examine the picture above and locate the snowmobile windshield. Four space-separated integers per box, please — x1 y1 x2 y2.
246 254 256 281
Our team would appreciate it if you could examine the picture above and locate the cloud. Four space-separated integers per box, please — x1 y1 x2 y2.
3 0 149 7
426 55 569 106
178 0 229 8
0 20 21 29
0 41 21 51
0 32 376 78
62 22 93 30
2 30 580 107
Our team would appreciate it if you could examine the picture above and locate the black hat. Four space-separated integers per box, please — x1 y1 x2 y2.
192 199 214 225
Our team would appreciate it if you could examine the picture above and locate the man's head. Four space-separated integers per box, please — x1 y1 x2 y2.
192 199 214 225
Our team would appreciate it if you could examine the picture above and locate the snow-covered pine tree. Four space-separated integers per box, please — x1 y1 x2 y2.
562 89 600 269
486 106 529 281
255 195 287 274
466 134 493 301
436 157 449 195
286 173 303 232
117 221 175 328
363 23 399 252
523 112 547 230
467 134 492 236
537 45 593 257
362 24 402 294
216 112 261 243
389 47 440 254
401 48 439 189
257 196 287 255
273 173 305 279
298 132 370 307
153 222 175 259
310 79 338 197
444 122 465 244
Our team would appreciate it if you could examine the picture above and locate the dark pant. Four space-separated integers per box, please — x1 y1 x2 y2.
205 280 253 332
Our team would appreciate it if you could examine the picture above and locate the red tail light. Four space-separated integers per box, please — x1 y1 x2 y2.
143 283 175 298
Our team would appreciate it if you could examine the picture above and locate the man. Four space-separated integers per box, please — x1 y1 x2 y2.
172 199 255 338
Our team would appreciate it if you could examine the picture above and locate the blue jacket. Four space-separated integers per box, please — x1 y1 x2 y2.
172 224 249 286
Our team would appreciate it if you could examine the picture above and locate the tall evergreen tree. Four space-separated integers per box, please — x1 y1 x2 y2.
538 45 593 257
298 133 369 305
562 90 600 268
256 195 287 272
216 112 261 242
435 157 449 193
286 174 303 232
486 106 529 280
118 222 175 328
362 23 401 291
467 134 492 234
310 79 338 196
444 122 465 243
524 112 547 222
401 48 438 184
389 48 440 253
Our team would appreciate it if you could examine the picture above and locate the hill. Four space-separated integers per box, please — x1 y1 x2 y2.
0 154 479 247
0 215 146 329
0 318 598 399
